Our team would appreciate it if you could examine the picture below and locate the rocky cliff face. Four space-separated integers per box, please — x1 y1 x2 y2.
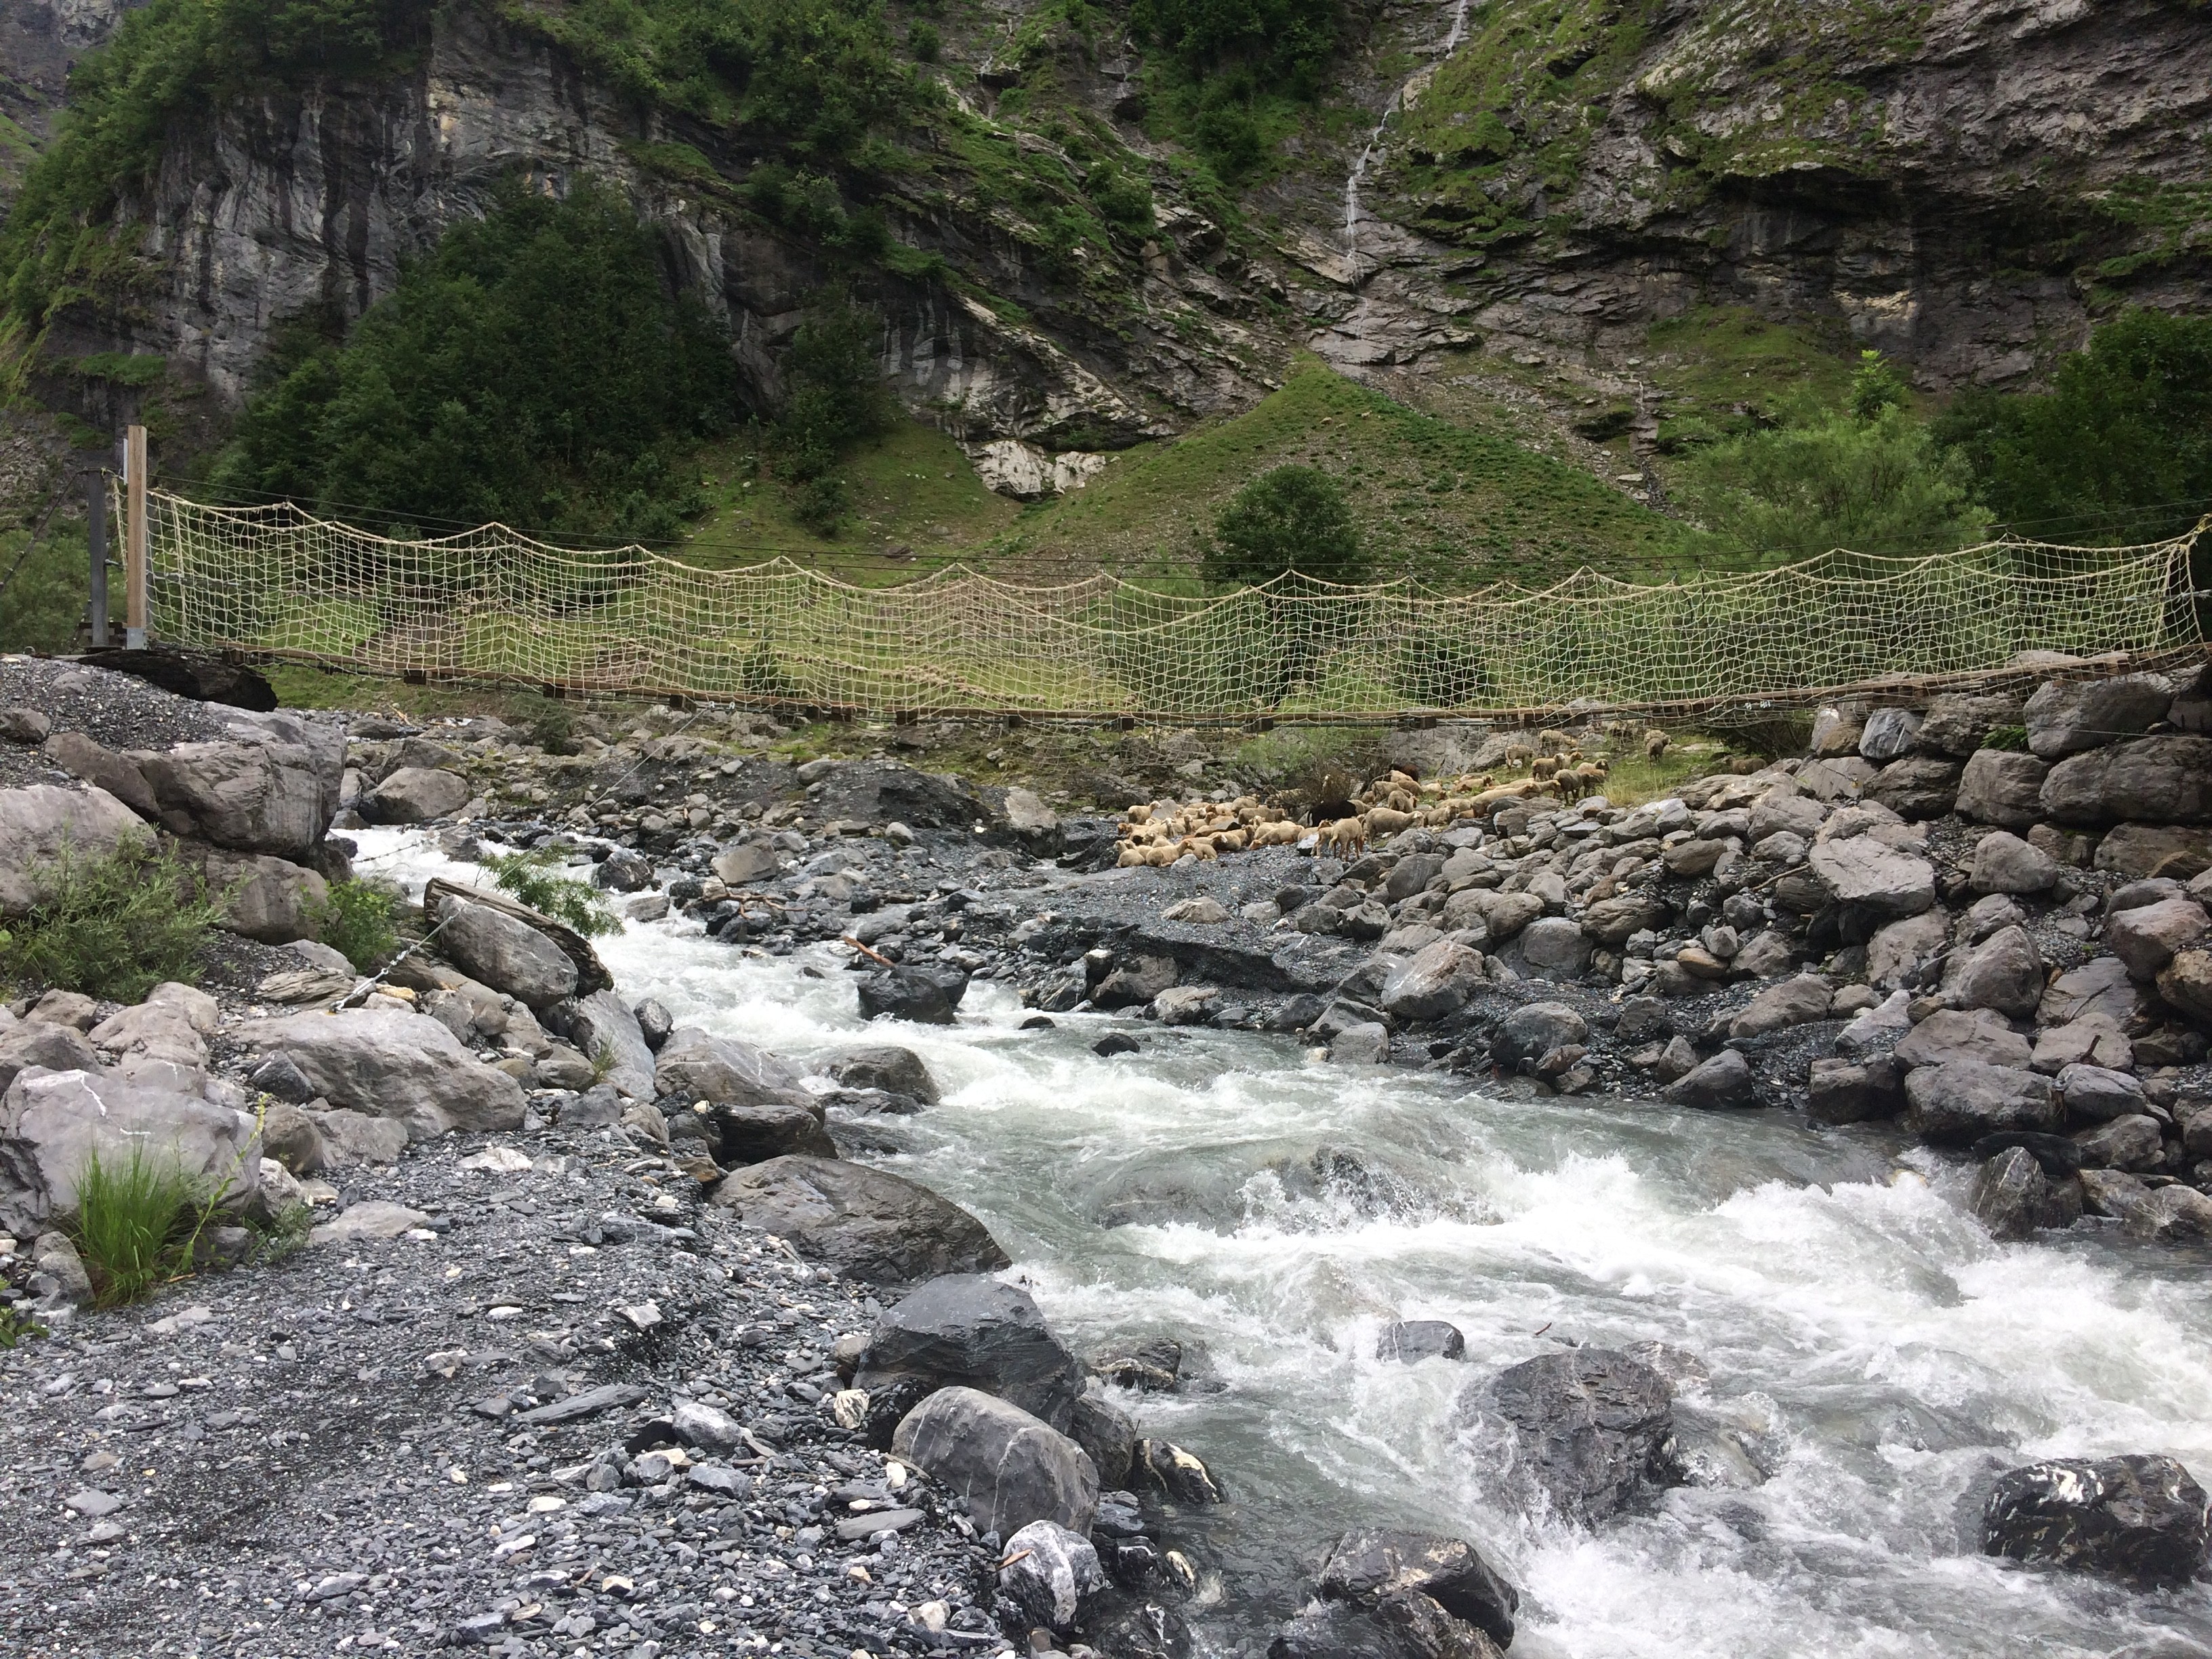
6 0 2209 485
0 0 140 197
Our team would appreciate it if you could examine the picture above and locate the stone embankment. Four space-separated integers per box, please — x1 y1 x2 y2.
3 652 2211 1659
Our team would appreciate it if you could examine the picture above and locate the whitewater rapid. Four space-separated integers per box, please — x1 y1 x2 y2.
359 830 2212 1658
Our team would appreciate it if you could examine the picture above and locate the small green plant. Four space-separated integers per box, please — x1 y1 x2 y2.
506 690 577 754
69 1143 214 1308
0 836 223 1002
0 1304 49 1347
248 1201 314 1267
482 848 619 937
589 1037 619 1084
310 877 401 972
1980 724 2030 752
907 19 940 60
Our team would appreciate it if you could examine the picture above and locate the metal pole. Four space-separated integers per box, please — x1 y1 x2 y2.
87 472 108 648
124 424 148 649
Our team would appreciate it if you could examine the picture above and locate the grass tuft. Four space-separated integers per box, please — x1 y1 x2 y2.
69 1143 213 1308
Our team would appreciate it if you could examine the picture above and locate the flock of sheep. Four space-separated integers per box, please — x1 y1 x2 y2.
1113 725 1671 866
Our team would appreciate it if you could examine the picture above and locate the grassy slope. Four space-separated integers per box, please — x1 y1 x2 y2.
989 356 1699 583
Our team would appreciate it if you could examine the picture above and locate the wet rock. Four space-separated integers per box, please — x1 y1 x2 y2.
1948 926 2045 1019
1315 1528 1517 1647
1068 1382 1136 1489
1269 1593 1502 1659
633 997 673 1050
2072 1113 2164 1172
1376 1321 1465 1363
237 1007 525 1139
654 1027 805 1105
1000 1519 1103 1631
2042 736 2212 827
1970 1146 2068 1240
857 1274 1085 1429
1982 1454 2210 1585
1970 832 2058 895
858 965 970 1025
710 1098 836 1163
1971 1130 2087 1181
827 1046 940 1105
1129 1439 1223 1504
1380 941 1484 1021
711 1154 1009 1286
1467 1348 1679 1523
1490 1002 1587 1072
359 766 470 824
1893 1008 2033 1071
592 848 652 891
1953 750 2049 830
1807 1055 1904 1124
2106 897 2209 981
1727 973 1832 1040
2024 673 2174 760
1664 1049 1757 1110
1092 1032 1141 1058
893 1385 1098 1535
2080 1169 2212 1238
1904 1061 2061 1144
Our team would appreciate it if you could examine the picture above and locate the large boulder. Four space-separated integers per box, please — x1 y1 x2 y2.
1093 954 1176 1010
708 1098 836 1164
1953 750 2050 830
1580 892 1666 946
0 1021 100 1096
1903 1061 2061 1144
434 896 577 1008
2039 957 2144 1028
1982 1454 2209 1586
1807 838 1936 921
136 719 340 859
0 785 148 915
358 766 472 825
1664 1050 1758 1110
999 1520 1103 1633
653 1027 804 1105
1858 707 1924 763
1917 693 2025 758
1380 942 1485 1021
546 990 655 1099
1315 1530 1518 1649
2095 823 2212 880
1438 888 1544 945
2042 737 2212 828
1727 974 1832 1040
1947 926 2046 1019
0 1067 261 1237
1514 917 1591 981
2024 673 2174 760
1969 1146 2072 1241
858 965 969 1024
710 1155 1008 1286
192 847 329 945
1461 1349 1679 1523
1864 756 1961 819
2106 897 2210 981
41 730 159 817
1969 832 2058 895
1490 1002 1587 1072
1269 1593 1502 1659
857 1274 1085 1429
237 1008 526 1139
1893 1008 2032 1071
892 1385 1098 1536
826 1046 941 1106
1867 910 1951 991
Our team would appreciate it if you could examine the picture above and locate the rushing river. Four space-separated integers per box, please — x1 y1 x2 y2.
360 830 2212 1658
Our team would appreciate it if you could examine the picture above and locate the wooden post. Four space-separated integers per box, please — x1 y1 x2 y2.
124 424 148 648
87 472 108 648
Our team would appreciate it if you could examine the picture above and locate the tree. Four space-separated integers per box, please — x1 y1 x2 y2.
1204 465 1367 588
770 296 895 534
1936 310 2212 546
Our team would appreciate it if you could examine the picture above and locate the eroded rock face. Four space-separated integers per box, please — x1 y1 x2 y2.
1982 1455 2211 1586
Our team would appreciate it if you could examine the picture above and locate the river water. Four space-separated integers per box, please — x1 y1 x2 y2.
361 831 2212 1657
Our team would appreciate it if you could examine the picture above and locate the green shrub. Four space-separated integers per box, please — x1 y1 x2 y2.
311 877 399 971
1980 723 2030 752
772 295 895 533
0 838 222 1002
1204 465 1368 588
504 690 577 754
0 525 104 653
908 20 940 60
1698 708 1815 761
69 1143 213 1307
482 848 619 937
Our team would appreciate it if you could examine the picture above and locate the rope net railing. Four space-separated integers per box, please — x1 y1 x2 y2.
138 489 2208 721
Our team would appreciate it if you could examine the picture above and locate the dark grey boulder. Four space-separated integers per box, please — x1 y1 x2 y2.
1130 1438 1223 1504
1969 1147 2076 1242
892 1385 1099 1536
1904 1061 2062 1144
1465 1349 1679 1523
855 1273 1085 1430
1315 1529 1518 1647
1490 1002 1588 1073
827 1045 941 1105
1806 1056 1904 1125
708 1098 836 1164
858 965 969 1025
1268 1592 1502 1659
632 998 674 1052
592 848 653 891
247 1050 316 1105
1069 1382 1136 1489
1982 1454 2210 1586
1376 1321 1465 1364
710 1155 1008 1286
1663 1049 1757 1110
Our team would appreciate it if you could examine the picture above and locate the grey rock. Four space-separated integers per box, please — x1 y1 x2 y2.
857 1273 1084 1429
2042 736 2212 827
1380 941 1485 1021
309 1108 409 1167
1130 1437 1224 1504
1917 693 2025 758
632 997 673 1050
653 1027 804 1106
1903 1061 2061 1144
1663 1049 1757 1110
1893 1008 2033 1071
1376 1321 1465 1363
358 765 470 825
1948 926 2045 1019
1515 916 1591 980
893 1385 1098 1536
0 708 53 744
826 1046 940 1105
711 1155 1009 1286
1727 973 1832 1040
1 1068 261 1236
308 1199 430 1244
1969 1146 2064 1240
709 1097 835 1163
2024 672 2174 760
592 848 652 892
1858 708 1923 763
711 841 781 886
1982 1454 2210 1585
1748 791 1827 842
1330 1023 1391 1065
1153 985 1221 1026
1491 1002 1588 1072
1864 756 1961 819
237 1008 525 1139
1807 838 1936 920
1437 888 1543 944
2093 823 2212 880
1866 910 1950 991
2056 1062 2146 1122
1268 1593 1502 1659
1067 1383 1136 1490
1953 750 2050 830
1467 1349 1679 1522
546 989 655 1099
1160 895 1231 925
30 1230 92 1306
1316 1528 1519 1647
1807 1055 1904 1124
999 1519 1103 1631
2106 897 2209 981
0 1021 99 1096
257 1101 327 1174
0 785 148 916
2072 1113 2165 1172
2038 956 2144 1028
138 720 342 858
1580 891 1666 946
434 896 577 1008
510 1382 648 1426
1835 989 1913 1059
2031 1017 2134 1074
1652 1035 1700 1084
669 1399 745 1453
859 965 970 1024
2157 949 2212 1025
1970 831 2058 895
1729 929 1798 979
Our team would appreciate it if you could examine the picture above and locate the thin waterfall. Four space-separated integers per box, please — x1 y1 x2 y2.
1345 0 1477 262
